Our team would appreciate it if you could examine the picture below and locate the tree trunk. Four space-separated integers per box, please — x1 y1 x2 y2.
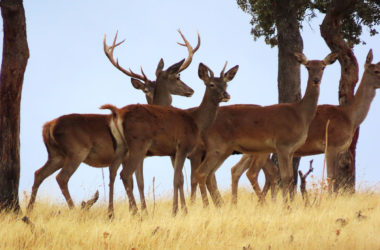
0 0 29 212
271 0 303 185
320 0 358 192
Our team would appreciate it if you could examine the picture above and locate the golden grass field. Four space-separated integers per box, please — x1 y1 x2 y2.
1 185 380 250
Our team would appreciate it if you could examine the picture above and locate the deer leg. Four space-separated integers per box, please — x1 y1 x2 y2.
277 151 295 202
121 161 137 212
27 156 63 212
246 164 262 200
196 150 221 208
206 153 230 207
56 157 83 209
189 154 202 204
173 151 187 216
120 167 137 214
135 161 147 213
195 162 210 208
231 154 251 205
196 150 227 208
263 158 280 201
206 171 222 207
108 159 122 218
121 146 147 215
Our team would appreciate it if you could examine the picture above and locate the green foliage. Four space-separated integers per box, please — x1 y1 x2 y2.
237 0 380 47
237 0 277 46
313 0 380 46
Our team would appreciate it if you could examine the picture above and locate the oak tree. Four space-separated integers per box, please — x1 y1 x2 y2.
0 0 29 212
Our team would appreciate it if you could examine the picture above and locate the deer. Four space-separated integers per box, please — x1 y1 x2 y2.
102 62 239 215
230 49 380 202
26 30 199 217
193 52 338 207
230 153 279 203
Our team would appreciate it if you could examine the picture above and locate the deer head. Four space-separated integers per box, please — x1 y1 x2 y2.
294 52 338 86
198 61 239 103
364 49 380 89
104 30 199 104
155 58 194 97
129 78 156 104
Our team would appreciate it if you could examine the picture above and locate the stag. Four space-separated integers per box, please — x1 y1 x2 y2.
231 49 380 202
103 62 239 215
27 30 199 217
193 52 337 207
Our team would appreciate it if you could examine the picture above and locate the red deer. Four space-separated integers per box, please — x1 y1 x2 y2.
27 30 199 217
231 49 380 202
193 52 338 207
103 62 239 215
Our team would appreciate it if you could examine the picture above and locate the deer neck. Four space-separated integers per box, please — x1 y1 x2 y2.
146 95 154 105
191 88 220 135
346 73 376 128
152 82 172 106
297 78 320 124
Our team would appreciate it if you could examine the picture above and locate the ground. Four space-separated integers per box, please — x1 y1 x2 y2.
1 185 380 250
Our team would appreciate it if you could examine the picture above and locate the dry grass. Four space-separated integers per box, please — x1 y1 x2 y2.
1 188 380 250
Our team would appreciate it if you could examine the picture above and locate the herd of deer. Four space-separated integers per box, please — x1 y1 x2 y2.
26 30 380 217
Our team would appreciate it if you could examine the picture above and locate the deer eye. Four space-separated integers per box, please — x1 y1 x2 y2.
375 70 380 74
177 73 181 79
209 82 216 88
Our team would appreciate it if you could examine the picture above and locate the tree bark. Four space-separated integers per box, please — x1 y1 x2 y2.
320 0 358 192
0 0 29 212
272 0 303 185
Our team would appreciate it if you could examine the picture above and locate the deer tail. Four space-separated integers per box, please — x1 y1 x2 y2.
42 120 59 153
100 104 126 146
100 104 119 117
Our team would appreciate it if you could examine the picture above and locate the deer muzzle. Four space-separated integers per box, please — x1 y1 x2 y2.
313 77 321 85
221 92 230 102
185 90 194 97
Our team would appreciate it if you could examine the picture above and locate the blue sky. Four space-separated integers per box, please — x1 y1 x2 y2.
1 0 379 205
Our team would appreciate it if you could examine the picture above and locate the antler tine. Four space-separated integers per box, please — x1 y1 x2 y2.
103 32 125 63
140 66 148 81
177 29 201 72
193 31 201 53
104 31 150 82
220 61 228 77
126 66 148 82
112 35 125 49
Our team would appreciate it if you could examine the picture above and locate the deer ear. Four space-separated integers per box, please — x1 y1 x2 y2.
223 65 239 82
198 63 210 81
324 52 338 65
365 49 373 69
294 52 308 65
155 58 165 77
166 58 185 74
131 78 144 89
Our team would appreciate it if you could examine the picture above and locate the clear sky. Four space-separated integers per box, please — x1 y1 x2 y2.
1 0 379 205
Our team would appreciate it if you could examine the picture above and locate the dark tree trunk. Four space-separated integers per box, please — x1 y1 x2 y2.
272 0 303 185
320 0 358 192
0 0 29 212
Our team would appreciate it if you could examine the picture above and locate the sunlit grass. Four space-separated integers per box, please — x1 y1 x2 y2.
1 188 380 249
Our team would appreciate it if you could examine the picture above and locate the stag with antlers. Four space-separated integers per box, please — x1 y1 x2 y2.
103 62 239 215
27 30 200 217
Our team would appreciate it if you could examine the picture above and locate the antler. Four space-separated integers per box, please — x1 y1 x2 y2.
177 29 201 72
220 61 228 77
103 31 149 82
